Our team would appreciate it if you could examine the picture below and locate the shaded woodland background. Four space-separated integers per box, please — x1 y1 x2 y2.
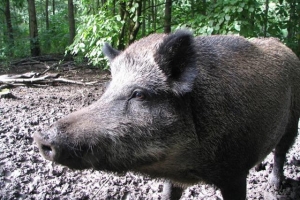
0 0 299 69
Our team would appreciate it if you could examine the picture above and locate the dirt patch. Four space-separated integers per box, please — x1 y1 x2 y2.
0 67 300 199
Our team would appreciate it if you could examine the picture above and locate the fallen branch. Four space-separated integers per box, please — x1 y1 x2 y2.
52 78 98 85
0 71 98 88
0 83 25 89
0 72 38 79
0 76 97 85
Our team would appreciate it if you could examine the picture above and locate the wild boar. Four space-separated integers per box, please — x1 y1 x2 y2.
34 30 300 200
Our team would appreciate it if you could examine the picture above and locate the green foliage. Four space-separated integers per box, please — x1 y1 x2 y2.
174 0 262 36
67 9 123 69
0 0 29 60
40 10 70 54
173 0 299 56
0 0 70 61
0 0 299 68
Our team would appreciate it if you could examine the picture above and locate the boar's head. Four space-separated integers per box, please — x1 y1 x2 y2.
34 30 200 183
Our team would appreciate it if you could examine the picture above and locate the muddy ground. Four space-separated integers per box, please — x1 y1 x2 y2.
0 65 300 200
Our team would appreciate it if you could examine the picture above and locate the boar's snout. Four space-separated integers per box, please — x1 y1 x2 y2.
34 127 60 162
34 124 91 170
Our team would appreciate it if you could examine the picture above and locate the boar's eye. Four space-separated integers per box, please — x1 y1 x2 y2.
130 90 146 101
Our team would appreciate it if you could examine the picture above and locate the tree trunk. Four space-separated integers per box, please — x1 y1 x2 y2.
4 0 14 56
118 0 133 49
142 0 146 36
263 0 269 37
68 0 76 45
298 18 300 57
96 0 100 11
287 0 295 42
27 0 41 56
45 0 49 31
191 0 194 17
52 0 55 15
164 0 172 33
129 0 142 44
45 0 50 50
151 0 156 31
202 0 206 15
118 1 127 49
148 0 151 32
112 0 116 15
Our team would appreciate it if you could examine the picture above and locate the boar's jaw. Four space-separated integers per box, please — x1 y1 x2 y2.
133 144 201 185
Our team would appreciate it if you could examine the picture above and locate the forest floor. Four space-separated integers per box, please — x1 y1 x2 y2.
0 61 300 200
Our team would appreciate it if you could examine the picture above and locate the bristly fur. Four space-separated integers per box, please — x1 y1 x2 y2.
154 30 199 95
35 30 300 200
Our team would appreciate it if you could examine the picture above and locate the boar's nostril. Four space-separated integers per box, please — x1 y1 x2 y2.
42 144 52 154
41 144 56 161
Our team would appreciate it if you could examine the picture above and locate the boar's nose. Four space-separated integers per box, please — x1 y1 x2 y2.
34 125 91 170
33 129 61 162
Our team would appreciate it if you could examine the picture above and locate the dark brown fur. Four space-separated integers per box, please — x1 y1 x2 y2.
34 30 300 200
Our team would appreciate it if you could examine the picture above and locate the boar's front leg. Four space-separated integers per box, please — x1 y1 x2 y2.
162 181 184 200
219 174 247 200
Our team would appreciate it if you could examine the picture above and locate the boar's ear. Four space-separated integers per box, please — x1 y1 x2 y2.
155 30 198 95
102 43 121 61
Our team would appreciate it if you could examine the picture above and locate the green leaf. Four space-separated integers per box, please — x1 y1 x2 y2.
218 18 224 24
225 15 231 21
234 23 241 31
207 27 214 35
92 25 97 34
79 43 86 48
237 7 243 12
116 15 121 21
130 6 136 13
133 2 139 8
223 6 230 13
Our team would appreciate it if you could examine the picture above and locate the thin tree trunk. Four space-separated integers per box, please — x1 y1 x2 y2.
118 0 133 49
129 0 142 44
151 0 156 31
202 0 206 15
298 18 300 57
4 0 14 55
191 0 194 17
164 0 172 33
263 0 269 37
118 1 126 49
287 0 295 42
45 0 49 31
112 0 116 15
96 0 100 11
45 0 50 50
68 0 76 45
52 0 55 15
27 0 41 56
142 0 146 36
1 18 5 45
148 0 151 32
